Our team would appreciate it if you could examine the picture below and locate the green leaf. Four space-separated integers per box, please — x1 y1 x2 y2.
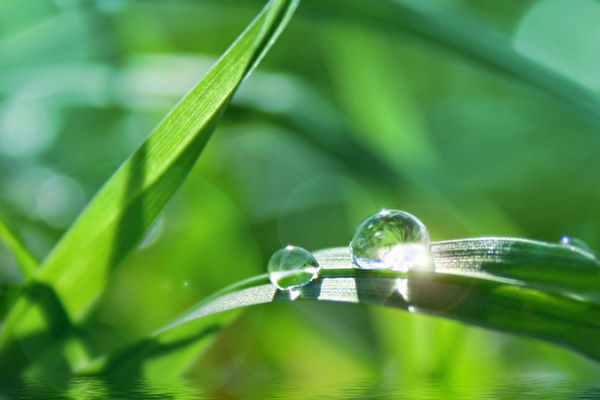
0 214 38 280
39 0 297 321
324 23 436 172
99 237 600 371
229 74 402 183
79 310 242 378
305 0 600 122
78 273 271 378
0 0 299 375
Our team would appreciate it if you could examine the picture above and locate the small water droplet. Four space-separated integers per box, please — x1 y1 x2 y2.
350 209 432 271
289 287 301 301
268 245 320 291
560 236 596 257
396 277 408 301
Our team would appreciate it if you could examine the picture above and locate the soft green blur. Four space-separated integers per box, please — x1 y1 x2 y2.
1 0 600 396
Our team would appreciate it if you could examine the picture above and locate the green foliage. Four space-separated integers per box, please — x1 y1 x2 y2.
1 0 600 394
0 0 298 378
313 0 600 121
0 215 38 280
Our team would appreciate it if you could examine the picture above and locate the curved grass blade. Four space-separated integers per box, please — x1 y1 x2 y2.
303 0 600 122
229 77 402 183
79 311 242 378
87 237 600 374
78 275 270 378
0 0 299 375
0 215 38 280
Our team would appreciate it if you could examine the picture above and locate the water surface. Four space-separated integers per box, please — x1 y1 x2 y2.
2 376 599 399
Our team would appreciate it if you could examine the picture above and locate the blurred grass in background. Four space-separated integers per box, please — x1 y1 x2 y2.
1 0 600 396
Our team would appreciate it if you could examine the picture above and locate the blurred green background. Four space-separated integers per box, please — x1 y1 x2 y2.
1 0 600 397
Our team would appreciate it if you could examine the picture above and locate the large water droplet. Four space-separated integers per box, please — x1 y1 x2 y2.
350 209 432 271
560 236 596 257
268 245 320 291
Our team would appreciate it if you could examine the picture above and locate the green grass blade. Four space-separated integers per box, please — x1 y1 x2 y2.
229 76 402 183
0 215 38 280
77 275 268 378
78 311 244 378
99 238 600 370
305 0 600 122
0 0 299 375
38 0 298 321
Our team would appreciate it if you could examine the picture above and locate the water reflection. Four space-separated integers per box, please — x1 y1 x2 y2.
260 378 600 400
1 376 599 399
0 376 206 399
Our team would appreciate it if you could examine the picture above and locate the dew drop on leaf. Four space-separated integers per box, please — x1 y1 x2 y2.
560 235 596 257
267 245 320 291
350 209 432 271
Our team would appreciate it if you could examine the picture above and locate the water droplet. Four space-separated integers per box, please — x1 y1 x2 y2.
350 209 432 271
396 277 408 301
560 236 596 257
268 245 320 291
288 288 301 301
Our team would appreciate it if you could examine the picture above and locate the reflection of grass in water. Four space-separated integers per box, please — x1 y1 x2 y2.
4 375 600 399
187 376 600 400
0 376 206 400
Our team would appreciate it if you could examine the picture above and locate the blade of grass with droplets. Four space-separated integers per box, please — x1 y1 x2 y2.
80 237 600 375
0 0 299 375
0 215 38 280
